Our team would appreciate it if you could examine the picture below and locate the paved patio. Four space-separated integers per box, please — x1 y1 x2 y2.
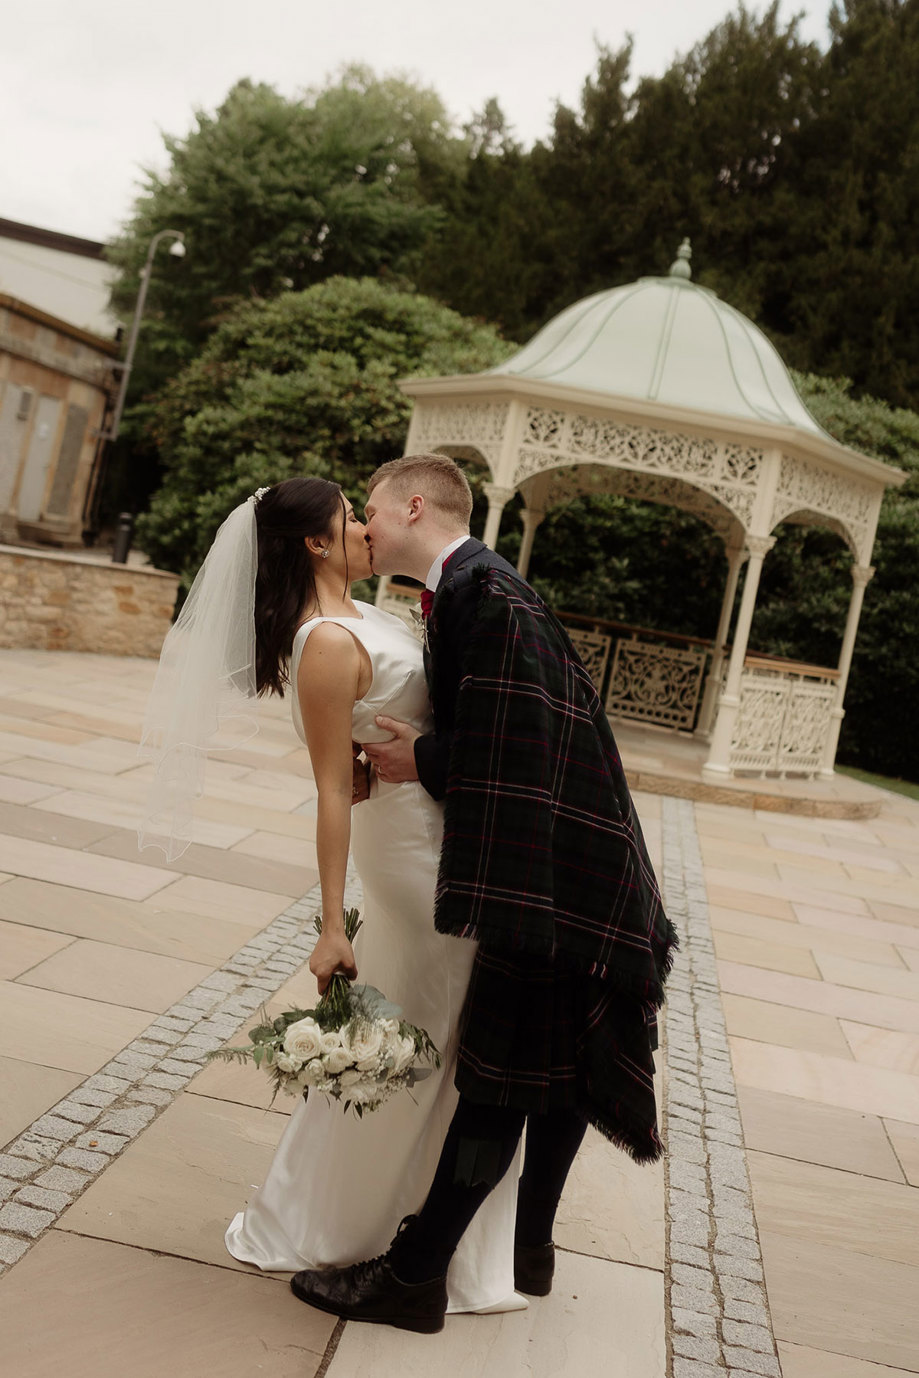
0 648 916 1377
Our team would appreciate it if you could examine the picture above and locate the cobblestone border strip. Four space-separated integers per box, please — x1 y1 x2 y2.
661 796 782 1378
0 874 355 1274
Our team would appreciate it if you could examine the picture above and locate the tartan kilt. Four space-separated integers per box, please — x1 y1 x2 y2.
454 946 663 1162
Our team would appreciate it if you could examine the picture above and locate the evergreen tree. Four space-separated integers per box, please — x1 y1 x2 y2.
136 276 512 582
784 0 919 406
104 71 460 515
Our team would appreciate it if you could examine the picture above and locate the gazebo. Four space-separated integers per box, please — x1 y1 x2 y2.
381 242 905 780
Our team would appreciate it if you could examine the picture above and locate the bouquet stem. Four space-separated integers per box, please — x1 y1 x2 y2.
314 907 363 1026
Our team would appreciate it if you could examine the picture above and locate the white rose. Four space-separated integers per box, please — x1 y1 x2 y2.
275 1051 301 1074
283 1018 323 1063
341 1020 383 1067
320 1030 342 1054
323 1047 353 1075
345 1082 377 1107
390 1035 417 1077
339 1068 363 1087
300 1057 326 1086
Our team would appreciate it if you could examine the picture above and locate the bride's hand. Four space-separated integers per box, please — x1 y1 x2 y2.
310 931 358 995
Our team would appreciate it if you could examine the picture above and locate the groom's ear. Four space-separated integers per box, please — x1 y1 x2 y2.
406 494 425 523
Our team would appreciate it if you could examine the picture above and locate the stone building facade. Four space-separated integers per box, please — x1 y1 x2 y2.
0 293 116 546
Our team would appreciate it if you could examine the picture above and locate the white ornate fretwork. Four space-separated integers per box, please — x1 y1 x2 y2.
771 453 880 563
512 406 763 532
605 639 707 730
524 463 740 543
566 628 612 693
730 665 836 774
407 400 510 475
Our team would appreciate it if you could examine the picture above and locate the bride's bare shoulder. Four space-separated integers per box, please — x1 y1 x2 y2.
299 619 361 659
297 620 369 705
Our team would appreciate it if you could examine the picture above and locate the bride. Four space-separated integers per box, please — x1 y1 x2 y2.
140 476 520 1314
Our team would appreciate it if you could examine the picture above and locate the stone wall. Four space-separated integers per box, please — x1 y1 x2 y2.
0 546 178 657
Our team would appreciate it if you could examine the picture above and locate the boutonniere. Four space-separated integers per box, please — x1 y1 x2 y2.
409 605 427 648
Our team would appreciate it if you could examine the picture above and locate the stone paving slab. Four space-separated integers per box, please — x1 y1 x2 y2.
2 649 917 1378
325 1251 665 1378
0 1230 334 1378
0 878 338 1277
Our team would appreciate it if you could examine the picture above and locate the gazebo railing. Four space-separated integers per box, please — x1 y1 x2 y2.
377 586 838 772
560 612 712 732
730 654 839 776
377 580 422 632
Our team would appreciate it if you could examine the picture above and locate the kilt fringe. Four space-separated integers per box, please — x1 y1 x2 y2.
585 1103 665 1165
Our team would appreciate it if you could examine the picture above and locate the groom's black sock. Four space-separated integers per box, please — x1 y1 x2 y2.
514 1108 589 1248
389 1096 526 1284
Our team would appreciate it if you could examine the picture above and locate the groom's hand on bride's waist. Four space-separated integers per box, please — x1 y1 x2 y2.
362 716 421 783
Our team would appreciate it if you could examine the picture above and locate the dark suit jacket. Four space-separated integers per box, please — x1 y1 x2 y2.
413 538 518 801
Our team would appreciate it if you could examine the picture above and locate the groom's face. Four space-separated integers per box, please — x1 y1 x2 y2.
364 480 421 577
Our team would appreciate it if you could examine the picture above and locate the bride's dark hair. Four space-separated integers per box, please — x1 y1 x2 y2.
254 476 347 697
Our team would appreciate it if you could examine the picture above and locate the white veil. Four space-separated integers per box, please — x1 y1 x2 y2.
138 494 265 861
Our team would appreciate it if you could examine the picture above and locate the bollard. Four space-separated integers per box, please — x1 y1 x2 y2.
111 512 134 564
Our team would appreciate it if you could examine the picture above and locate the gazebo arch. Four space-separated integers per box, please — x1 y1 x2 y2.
387 241 905 780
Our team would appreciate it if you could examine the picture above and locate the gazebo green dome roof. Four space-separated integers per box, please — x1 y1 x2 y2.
489 240 823 436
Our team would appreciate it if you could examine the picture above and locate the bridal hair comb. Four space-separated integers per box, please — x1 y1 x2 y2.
252 486 271 502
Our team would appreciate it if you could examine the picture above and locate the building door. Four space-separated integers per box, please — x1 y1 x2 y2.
17 395 61 522
0 383 31 514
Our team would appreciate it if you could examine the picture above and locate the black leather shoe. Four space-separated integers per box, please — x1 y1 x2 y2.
514 1242 555 1296
290 1253 447 1334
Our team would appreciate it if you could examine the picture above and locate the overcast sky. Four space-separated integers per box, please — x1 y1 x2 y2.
2 0 829 243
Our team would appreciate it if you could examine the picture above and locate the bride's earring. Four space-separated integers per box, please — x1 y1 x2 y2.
320 550 329 559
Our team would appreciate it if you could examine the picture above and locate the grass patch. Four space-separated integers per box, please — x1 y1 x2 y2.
836 765 919 802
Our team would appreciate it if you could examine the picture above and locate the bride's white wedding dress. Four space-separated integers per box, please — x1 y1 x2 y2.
225 601 522 1313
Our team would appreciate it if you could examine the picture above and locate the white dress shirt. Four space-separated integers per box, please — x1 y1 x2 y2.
424 537 469 592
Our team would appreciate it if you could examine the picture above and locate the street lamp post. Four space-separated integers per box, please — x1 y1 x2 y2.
103 228 186 444
83 229 185 549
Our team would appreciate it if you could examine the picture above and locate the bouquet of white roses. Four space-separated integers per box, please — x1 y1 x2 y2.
207 909 440 1116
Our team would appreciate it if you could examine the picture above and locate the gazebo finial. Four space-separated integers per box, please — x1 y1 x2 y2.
669 237 692 280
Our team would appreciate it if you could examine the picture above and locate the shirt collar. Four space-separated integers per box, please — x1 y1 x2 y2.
425 536 469 592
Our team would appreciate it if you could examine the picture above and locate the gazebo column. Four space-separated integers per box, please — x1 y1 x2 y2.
517 506 546 578
482 483 516 547
697 536 748 736
818 563 875 778
703 535 775 779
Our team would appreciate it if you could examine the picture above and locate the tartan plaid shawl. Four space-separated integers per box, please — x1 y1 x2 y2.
434 567 677 1009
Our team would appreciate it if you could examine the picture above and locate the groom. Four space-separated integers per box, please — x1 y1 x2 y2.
290 454 677 1333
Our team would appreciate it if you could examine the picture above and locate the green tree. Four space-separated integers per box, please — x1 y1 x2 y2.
523 499 725 636
628 3 822 325
421 10 824 341
136 276 512 582
414 99 558 340
782 0 919 406
104 71 461 517
109 72 454 349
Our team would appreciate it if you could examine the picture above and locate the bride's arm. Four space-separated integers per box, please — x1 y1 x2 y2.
298 624 364 993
